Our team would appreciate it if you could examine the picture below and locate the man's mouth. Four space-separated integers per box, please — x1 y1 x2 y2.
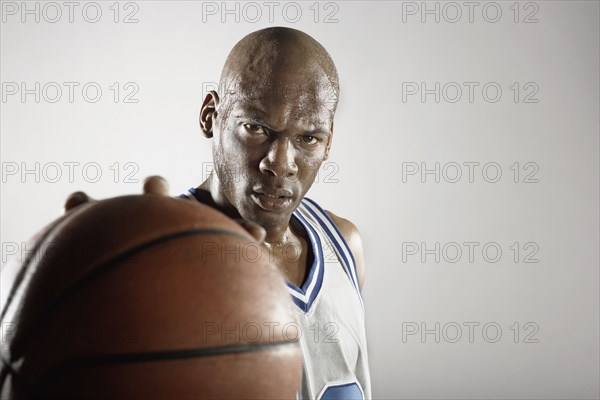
261 193 285 199
251 187 294 212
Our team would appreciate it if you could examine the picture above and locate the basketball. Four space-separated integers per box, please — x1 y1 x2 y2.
0 195 302 399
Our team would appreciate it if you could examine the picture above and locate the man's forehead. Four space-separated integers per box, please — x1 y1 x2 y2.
223 76 334 103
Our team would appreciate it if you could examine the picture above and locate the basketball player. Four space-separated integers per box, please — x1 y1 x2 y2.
65 27 371 400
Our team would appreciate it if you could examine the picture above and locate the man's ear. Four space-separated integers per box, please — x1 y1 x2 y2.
324 120 334 160
200 90 220 138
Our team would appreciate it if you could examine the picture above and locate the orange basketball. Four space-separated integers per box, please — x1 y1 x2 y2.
0 195 302 399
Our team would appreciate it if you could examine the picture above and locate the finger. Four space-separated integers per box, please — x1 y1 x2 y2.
143 176 169 196
236 219 266 243
64 191 94 212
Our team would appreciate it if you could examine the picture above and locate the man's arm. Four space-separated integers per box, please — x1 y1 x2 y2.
325 210 366 290
64 177 267 243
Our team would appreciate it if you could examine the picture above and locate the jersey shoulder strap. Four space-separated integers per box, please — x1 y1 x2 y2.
298 198 363 303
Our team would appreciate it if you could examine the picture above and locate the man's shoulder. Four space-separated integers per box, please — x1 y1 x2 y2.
301 202 365 290
324 210 359 240
299 198 358 237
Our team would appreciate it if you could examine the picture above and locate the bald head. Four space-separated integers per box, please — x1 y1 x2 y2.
218 27 339 115
199 27 339 228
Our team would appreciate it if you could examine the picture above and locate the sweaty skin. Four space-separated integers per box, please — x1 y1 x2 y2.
64 27 365 289
197 27 365 288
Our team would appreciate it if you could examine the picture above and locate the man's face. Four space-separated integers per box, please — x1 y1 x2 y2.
211 79 335 228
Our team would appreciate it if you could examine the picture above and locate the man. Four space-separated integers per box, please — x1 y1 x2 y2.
67 27 370 399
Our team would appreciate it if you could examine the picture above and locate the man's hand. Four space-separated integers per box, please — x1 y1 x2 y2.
64 176 170 212
63 176 266 243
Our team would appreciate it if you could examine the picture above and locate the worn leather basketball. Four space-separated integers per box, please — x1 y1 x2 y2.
0 195 302 399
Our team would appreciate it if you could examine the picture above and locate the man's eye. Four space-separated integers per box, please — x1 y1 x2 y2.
243 124 266 135
301 135 319 145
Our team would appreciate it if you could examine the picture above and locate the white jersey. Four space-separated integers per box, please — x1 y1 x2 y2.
180 189 371 399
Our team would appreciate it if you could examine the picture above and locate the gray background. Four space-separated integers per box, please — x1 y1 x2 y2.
1 1 598 398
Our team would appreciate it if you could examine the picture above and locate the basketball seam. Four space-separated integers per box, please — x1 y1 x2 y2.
33 340 300 391
7 228 252 363
0 203 93 321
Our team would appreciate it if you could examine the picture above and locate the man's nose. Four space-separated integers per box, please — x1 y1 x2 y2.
259 138 298 178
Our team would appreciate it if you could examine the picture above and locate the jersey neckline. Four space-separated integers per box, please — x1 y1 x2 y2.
183 188 323 313
286 204 324 313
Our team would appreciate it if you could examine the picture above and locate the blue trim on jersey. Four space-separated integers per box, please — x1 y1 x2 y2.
179 187 325 313
301 198 363 304
186 187 202 202
320 382 364 400
302 198 358 280
286 208 324 313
